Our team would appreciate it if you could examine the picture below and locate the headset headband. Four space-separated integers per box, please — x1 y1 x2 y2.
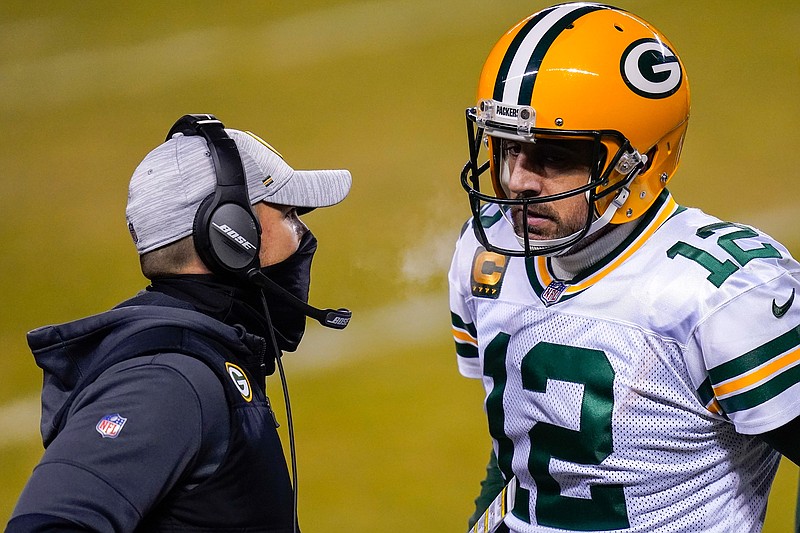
166 114 262 276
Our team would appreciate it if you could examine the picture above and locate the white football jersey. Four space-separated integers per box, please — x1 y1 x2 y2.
449 191 800 532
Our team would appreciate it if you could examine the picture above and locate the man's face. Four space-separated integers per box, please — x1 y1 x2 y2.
501 137 594 242
255 202 308 267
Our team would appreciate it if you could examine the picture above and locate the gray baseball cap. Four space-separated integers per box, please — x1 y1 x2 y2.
126 128 352 254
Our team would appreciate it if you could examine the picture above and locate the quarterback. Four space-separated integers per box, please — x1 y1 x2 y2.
449 3 800 532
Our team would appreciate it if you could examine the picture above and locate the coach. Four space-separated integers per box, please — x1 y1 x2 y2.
7 115 351 532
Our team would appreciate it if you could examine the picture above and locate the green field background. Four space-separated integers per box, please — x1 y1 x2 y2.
2 1 798 530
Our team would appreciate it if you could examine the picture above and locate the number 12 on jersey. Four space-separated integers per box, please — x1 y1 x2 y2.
483 332 630 531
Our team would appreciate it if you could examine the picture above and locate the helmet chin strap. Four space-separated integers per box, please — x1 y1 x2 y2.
513 188 627 256
514 150 646 257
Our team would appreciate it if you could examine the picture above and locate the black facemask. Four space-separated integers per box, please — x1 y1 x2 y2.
259 230 318 352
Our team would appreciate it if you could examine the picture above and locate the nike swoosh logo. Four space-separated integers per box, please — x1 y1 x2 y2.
772 288 795 318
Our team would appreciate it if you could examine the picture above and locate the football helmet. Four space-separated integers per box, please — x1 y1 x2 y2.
461 2 690 256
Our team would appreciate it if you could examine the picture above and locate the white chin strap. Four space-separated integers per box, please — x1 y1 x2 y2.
510 149 647 257
510 186 630 256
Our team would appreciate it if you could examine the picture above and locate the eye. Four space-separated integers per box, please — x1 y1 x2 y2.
537 142 594 171
539 146 572 169
502 140 522 157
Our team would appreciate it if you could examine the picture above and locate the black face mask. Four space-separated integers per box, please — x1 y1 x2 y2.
259 230 318 352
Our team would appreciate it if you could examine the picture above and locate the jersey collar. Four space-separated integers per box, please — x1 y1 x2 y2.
526 190 682 305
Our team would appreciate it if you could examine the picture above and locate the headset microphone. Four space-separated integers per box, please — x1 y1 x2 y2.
246 269 352 330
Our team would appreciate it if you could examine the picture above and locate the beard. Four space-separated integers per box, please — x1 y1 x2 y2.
510 196 589 242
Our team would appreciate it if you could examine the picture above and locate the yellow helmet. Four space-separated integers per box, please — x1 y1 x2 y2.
461 2 690 256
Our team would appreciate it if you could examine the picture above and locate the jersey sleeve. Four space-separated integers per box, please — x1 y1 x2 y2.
9 353 229 532
693 264 800 435
449 221 481 379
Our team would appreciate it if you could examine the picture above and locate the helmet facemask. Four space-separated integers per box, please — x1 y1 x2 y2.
461 100 648 257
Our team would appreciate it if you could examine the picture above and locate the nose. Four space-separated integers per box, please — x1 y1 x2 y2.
506 152 544 198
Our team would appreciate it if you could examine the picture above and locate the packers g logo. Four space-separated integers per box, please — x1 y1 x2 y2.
471 248 507 299
620 38 682 99
225 362 253 402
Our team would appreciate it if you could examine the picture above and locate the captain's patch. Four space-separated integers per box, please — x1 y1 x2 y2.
471 247 508 299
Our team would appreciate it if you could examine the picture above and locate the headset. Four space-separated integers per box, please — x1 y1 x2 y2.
165 114 351 533
166 114 261 276
165 114 351 330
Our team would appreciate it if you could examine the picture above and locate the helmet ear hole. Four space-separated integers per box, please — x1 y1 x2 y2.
642 147 657 174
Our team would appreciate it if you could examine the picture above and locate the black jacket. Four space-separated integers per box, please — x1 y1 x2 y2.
7 286 295 532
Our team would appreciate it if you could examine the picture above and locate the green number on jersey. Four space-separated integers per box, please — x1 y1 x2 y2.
667 222 781 287
484 335 629 530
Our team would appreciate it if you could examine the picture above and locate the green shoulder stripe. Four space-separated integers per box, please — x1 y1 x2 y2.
708 326 800 385
718 364 800 414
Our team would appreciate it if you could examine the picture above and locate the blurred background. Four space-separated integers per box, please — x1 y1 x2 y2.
1 1 798 530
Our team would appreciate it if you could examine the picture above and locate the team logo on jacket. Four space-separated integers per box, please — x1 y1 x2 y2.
226 362 253 402
471 247 507 299
96 413 127 439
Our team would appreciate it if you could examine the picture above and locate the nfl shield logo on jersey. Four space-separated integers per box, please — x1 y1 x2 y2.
541 281 567 306
96 413 127 439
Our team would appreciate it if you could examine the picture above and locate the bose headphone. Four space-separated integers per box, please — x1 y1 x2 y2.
164 114 351 330
165 114 261 278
